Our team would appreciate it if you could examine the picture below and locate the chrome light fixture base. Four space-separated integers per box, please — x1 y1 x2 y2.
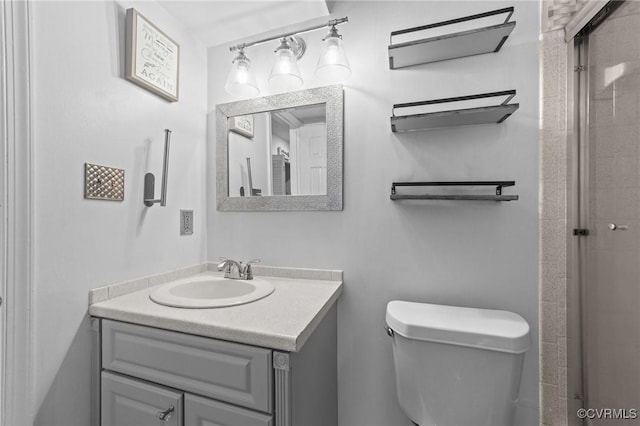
288 35 306 60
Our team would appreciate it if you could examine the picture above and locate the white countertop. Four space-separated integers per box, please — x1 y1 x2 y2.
89 271 343 352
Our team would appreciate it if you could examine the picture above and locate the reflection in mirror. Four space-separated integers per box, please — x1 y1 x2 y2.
216 85 343 211
228 104 327 198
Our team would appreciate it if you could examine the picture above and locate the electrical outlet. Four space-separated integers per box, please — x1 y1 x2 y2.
180 210 193 235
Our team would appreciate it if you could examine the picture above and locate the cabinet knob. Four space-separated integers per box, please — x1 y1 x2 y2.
156 405 174 422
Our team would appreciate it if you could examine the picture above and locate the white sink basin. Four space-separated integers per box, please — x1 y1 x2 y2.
149 274 275 308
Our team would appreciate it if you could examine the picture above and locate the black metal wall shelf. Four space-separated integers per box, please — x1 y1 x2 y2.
388 7 515 69
390 181 518 201
391 90 518 133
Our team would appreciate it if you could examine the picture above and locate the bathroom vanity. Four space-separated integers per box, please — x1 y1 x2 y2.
89 266 342 426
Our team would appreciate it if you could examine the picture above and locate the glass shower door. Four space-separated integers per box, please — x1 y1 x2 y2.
582 2 640 424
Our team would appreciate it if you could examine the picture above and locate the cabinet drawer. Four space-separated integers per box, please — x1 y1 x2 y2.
102 320 272 413
101 371 182 426
185 393 273 426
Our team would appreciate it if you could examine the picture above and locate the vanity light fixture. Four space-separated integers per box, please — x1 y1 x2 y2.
225 17 349 96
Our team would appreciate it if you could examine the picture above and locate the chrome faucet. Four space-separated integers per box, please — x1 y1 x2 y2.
217 258 260 280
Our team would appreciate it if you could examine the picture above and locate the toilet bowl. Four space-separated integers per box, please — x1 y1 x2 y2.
385 300 530 426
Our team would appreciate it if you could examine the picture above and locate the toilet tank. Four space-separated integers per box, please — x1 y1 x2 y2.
385 301 530 426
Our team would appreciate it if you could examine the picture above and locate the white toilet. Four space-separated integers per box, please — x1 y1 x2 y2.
385 300 530 426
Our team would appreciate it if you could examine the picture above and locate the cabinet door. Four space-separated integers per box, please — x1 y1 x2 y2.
185 394 272 426
101 371 183 426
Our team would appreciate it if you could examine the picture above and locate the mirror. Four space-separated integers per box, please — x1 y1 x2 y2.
227 104 327 198
216 85 343 211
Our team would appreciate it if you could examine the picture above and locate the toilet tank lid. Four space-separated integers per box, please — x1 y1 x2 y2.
385 301 530 354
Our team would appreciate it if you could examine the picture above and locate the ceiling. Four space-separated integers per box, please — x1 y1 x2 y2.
159 1 331 47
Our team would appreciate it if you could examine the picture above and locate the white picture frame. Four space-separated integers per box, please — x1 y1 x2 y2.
125 8 179 102
228 115 255 138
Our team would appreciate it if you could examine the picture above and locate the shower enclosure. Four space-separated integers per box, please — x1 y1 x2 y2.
572 1 640 423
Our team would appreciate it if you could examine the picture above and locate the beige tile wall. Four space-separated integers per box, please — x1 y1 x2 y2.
540 27 571 426
542 0 590 32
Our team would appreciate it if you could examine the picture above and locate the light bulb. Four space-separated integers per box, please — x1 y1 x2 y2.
236 63 249 83
324 40 341 64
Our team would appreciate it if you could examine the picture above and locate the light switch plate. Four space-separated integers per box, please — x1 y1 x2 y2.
84 163 124 201
180 209 193 235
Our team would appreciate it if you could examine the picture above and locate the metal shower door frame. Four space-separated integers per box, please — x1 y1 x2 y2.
572 33 590 421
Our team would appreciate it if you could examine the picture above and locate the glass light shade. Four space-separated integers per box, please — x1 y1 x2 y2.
225 51 259 97
269 39 303 92
315 31 351 83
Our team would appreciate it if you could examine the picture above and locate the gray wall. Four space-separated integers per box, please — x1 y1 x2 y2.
30 1 207 424
207 1 540 425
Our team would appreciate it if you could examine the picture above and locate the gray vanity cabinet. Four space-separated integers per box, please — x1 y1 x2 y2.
94 306 337 426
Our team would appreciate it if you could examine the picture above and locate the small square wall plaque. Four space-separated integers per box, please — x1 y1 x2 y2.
84 163 125 201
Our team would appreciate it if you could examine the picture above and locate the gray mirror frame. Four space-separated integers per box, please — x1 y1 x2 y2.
216 85 343 211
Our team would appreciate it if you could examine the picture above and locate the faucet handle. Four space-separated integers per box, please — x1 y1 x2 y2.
243 259 260 279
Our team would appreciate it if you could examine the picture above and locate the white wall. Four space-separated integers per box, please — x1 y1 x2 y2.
228 113 271 196
271 133 290 155
207 2 540 425
30 1 207 424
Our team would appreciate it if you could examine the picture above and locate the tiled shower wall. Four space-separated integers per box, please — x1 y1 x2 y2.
540 28 570 426
540 1 589 425
543 0 589 31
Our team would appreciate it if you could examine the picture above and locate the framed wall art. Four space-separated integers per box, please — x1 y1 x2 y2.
228 115 255 138
125 8 180 102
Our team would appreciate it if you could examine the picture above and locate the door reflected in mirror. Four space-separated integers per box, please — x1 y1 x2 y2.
227 103 327 198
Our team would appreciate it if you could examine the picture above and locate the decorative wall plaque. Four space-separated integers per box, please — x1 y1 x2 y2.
125 8 179 102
